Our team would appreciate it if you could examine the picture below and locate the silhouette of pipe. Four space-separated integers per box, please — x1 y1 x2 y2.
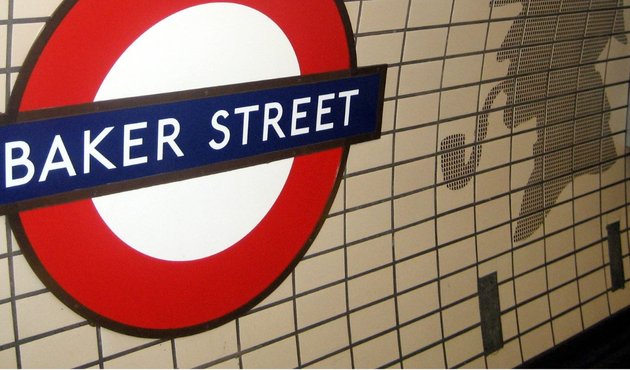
440 79 513 190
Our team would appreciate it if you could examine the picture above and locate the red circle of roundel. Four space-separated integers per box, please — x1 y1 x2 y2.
11 0 352 335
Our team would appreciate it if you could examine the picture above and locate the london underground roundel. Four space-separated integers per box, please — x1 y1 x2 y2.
7 0 384 336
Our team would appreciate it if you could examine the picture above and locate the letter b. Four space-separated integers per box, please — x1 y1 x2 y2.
5 141 35 187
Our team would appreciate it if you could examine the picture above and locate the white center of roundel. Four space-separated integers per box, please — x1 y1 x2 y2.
92 3 298 261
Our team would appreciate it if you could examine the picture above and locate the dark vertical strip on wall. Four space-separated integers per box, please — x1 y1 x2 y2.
607 222 625 291
478 272 503 355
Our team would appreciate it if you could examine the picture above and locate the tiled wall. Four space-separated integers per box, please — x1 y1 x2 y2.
1 0 630 368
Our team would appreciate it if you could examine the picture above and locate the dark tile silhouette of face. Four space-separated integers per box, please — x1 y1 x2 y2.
440 0 627 242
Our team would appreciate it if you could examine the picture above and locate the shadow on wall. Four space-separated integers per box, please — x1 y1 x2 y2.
521 307 630 367
440 0 627 242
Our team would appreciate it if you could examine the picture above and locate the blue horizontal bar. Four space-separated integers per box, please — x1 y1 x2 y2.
0 66 385 209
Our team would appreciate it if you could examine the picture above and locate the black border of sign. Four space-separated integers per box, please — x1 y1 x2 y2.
6 0 385 338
